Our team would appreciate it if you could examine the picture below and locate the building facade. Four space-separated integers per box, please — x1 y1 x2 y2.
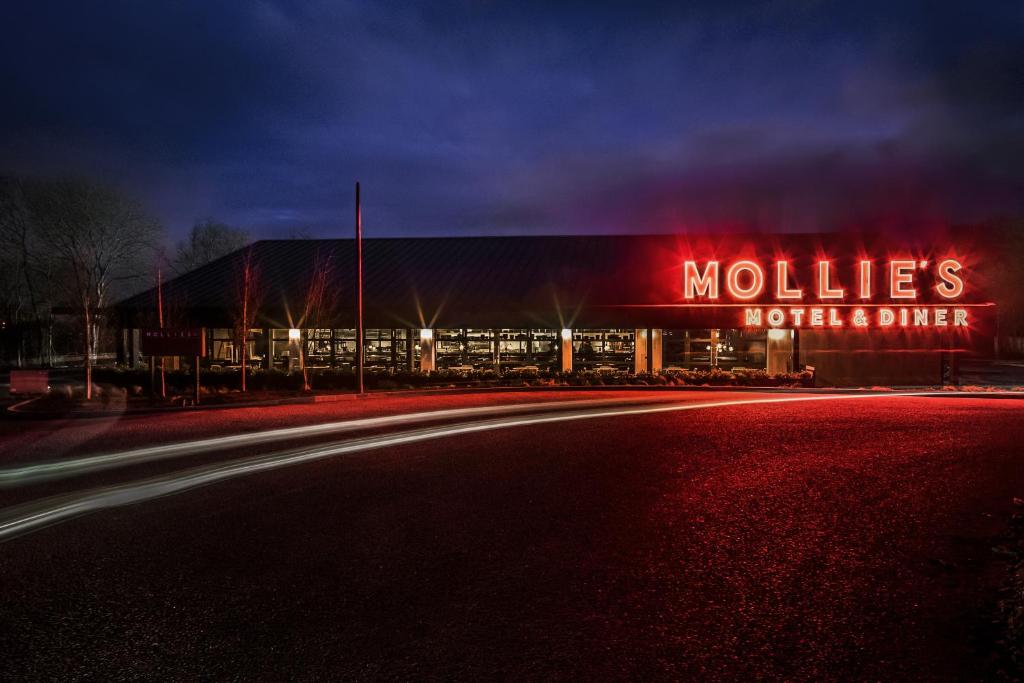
113 234 995 386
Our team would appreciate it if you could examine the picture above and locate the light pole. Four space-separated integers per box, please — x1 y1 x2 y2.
355 181 365 394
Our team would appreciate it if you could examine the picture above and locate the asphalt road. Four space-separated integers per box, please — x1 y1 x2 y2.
2 391 1023 681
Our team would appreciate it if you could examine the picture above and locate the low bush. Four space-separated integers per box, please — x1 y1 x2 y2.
661 368 813 388
82 363 814 398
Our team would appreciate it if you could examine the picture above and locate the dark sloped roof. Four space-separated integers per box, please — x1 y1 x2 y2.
113 233 988 329
116 235 656 328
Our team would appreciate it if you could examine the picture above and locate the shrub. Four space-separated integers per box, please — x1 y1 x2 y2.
94 362 814 399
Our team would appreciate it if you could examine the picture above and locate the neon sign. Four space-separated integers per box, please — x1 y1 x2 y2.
682 258 971 329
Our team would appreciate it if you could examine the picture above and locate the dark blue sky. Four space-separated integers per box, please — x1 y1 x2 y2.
2 1 1023 239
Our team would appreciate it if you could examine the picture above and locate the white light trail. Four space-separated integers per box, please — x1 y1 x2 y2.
0 397 682 487
0 392 945 542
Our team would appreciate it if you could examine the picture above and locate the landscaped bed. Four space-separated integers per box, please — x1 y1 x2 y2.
89 365 816 392
8 366 815 414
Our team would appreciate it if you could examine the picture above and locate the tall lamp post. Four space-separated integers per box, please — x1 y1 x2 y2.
355 181 365 394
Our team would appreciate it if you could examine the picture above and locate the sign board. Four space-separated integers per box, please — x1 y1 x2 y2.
140 328 206 357
10 370 49 395
681 257 990 331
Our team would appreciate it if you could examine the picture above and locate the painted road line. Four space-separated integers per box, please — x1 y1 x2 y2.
0 392 956 542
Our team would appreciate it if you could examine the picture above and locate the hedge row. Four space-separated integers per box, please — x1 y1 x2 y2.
87 366 814 394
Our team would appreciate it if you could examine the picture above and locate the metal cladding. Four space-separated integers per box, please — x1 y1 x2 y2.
112 233 995 336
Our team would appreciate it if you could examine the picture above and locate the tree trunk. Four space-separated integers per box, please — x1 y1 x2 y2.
83 306 92 400
239 272 249 393
158 269 166 397
44 322 53 367
240 343 247 392
301 332 311 392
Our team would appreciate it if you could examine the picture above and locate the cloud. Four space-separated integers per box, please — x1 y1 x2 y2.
0 1 1022 238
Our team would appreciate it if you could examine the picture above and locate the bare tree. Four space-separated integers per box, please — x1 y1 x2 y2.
173 220 249 274
296 249 337 391
232 245 262 392
34 179 162 399
0 177 57 365
155 266 167 398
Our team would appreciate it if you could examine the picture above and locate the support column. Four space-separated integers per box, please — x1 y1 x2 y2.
117 328 128 365
287 329 301 373
419 328 435 372
261 328 272 369
129 329 140 368
389 329 397 371
560 328 573 372
492 329 500 369
767 329 794 374
405 328 414 372
792 328 801 372
650 329 663 373
633 328 648 374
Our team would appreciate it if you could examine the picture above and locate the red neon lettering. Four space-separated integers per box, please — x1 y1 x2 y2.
725 261 765 300
935 259 964 299
775 261 802 299
683 261 719 298
889 260 917 299
858 260 872 299
817 261 844 299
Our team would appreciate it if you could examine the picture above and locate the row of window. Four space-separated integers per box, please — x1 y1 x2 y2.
205 328 771 371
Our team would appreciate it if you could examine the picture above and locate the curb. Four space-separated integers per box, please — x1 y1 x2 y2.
6 384 1024 420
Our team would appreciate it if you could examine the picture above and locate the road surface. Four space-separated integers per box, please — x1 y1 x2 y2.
1 390 1023 680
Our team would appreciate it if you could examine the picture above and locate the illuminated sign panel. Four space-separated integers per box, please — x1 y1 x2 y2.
682 258 974 329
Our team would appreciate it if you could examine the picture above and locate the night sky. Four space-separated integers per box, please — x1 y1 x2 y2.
2 1 1023 240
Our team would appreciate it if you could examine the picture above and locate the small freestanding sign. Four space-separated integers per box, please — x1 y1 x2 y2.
140 328 205 404
139 328 206 357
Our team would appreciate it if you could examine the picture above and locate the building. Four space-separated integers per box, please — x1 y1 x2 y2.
112 234 995 386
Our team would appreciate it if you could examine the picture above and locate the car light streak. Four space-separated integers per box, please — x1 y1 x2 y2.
0 397 682 487
0 392 943 542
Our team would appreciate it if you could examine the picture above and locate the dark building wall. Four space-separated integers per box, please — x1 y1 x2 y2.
799 330 945 386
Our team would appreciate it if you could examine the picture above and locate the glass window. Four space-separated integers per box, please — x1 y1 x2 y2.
496 329 529 367
305 329 333 364
713 329 766 371
573 329 634 369
662 329 767 370
528 329 557 368
436 328 464 365
209 328 235 362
